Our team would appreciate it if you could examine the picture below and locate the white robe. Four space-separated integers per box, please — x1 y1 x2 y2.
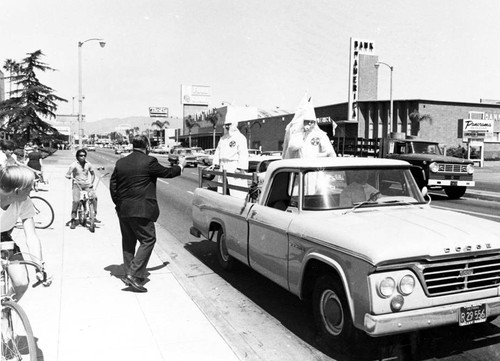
213 127 249 199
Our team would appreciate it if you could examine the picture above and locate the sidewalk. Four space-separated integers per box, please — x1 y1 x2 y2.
13 150 239 361
465 160 500 201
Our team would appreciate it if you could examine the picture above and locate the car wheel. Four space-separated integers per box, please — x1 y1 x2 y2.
444 186 466 199
312 274 359 345
216 228 235 271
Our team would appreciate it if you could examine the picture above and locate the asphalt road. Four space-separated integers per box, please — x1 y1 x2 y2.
89 149 500 361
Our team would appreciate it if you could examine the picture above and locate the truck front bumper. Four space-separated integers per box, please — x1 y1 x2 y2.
428 180 475 187
364 297 500 336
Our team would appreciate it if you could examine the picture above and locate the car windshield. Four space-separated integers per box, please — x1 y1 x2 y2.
302 167 425 210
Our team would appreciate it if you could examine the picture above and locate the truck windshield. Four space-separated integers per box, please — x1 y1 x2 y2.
412 143 442 155
302 168 425 210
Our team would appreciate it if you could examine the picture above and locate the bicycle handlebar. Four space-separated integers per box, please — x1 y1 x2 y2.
2 256 52 288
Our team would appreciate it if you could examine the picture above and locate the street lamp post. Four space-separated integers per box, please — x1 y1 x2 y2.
375 61 393 137
78 38 105 149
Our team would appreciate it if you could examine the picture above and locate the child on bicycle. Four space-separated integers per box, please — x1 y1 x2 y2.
0 165 48 301
65 148 98 229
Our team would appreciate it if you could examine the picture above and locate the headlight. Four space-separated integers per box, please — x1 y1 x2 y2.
378 277 396 298
429 162 439 173
467 164 474 174
398 275 415 295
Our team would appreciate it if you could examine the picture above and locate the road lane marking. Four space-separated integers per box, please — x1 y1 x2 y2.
159 179 169 184
187 191 194 195
432 205 500 220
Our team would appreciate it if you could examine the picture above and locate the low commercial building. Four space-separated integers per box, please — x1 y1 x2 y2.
234 98 500 160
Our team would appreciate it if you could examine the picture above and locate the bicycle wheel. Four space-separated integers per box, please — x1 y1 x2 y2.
1 300 37 361
30 196 54 229
88 202 95 233
78 201 86 227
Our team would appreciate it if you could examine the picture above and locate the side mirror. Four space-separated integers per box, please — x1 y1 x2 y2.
421 186 431 204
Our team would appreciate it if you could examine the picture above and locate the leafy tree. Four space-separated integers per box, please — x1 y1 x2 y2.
185 115 199 147
0 50 67 144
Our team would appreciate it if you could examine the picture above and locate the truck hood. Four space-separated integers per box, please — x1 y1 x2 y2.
392 153 473 164
291 206 500 265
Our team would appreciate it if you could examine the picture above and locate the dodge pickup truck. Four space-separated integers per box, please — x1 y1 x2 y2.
385 138 474 199
190 157 500 345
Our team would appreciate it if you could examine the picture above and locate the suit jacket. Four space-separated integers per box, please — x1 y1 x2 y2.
110 150 181 221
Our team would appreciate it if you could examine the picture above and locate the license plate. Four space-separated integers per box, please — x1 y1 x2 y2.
450 181 458 186
459 304 486 326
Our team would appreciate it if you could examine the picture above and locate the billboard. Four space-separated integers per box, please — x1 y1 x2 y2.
181 85 211 105
149 106 169 117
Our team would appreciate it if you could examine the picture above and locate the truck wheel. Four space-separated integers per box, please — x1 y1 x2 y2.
216 229 235 271
312 274 357 345
444 186 466 199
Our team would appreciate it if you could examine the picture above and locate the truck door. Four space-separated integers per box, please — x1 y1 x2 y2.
247 171 297 289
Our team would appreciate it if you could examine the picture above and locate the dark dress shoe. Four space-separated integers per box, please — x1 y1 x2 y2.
122 275 147 293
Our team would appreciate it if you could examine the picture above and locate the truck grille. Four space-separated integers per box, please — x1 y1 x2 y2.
422 255 500 296
437 164 469 173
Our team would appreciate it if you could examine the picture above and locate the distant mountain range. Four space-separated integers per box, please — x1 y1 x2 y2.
78 116 183 134
55 107 290 135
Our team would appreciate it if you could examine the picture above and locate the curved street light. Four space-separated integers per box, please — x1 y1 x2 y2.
78 38 106 148
375 61 393 137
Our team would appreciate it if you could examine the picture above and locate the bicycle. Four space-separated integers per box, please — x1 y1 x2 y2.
73 170 109 233
30 196 54 230
1 240 51 361
75 183 97 233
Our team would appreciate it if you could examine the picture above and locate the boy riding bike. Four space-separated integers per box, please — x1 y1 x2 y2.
65 149 98 229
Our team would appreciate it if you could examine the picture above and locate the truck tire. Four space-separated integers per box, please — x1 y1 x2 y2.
216 229 235 271
444 186 466 199
312 274 358 345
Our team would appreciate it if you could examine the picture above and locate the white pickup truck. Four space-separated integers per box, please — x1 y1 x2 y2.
190 157 500 345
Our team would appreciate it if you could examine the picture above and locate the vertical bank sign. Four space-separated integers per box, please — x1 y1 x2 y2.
347 37 375 121
180 85 211 105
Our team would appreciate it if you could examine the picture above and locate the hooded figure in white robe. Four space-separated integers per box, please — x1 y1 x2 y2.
213 108 249 199
282 94 336 159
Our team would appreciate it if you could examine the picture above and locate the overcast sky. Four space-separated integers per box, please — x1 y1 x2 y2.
2 0 499 122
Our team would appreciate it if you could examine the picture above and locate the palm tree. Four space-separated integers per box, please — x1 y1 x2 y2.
409 111 433 137
184 115 199 147
151 119 170 144
2 59 20 98
205 109 220 148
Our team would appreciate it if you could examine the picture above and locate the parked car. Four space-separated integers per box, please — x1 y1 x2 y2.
150 145 170 154
86 144 96 151
261 150 282 157
247 155 281 187
197 148 216 166
248 149 262 157
168 147 198 167
114 146 123 154
191 157 500 345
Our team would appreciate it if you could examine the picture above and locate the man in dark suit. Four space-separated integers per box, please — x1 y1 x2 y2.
110 135 186 292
